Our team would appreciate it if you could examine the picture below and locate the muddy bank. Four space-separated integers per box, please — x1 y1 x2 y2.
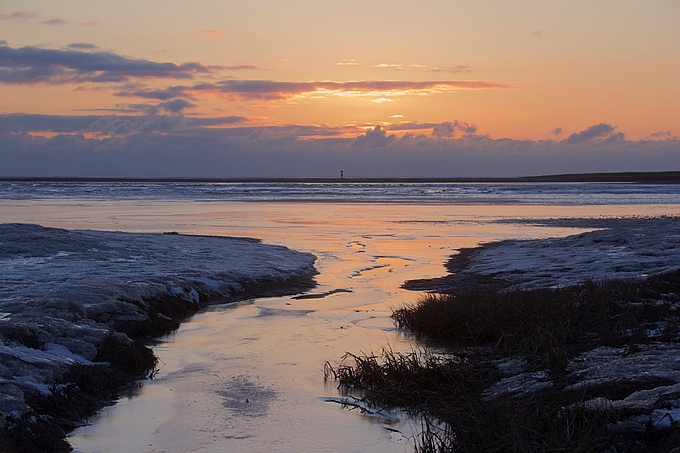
0 224 317 452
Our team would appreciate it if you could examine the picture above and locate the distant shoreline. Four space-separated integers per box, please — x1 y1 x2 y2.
2 171 680 184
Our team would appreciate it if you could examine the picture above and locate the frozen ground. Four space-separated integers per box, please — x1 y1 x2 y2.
412 216 680 438
0 224 316 442
464 216 680 288
407 216 680 292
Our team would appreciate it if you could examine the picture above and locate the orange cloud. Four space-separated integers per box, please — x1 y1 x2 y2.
116 79 512 106
336 59 359 66
191 79 512 101
200 29 226 37
412 64 471 73
369 63 403 70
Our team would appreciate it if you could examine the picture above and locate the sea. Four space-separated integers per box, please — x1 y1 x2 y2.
1 180 679 453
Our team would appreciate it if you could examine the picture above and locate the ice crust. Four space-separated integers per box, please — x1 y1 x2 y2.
0 223 316 419
462 217 680 289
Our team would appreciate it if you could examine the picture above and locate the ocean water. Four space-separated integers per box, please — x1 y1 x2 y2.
1 181 679 453
2 180 680 204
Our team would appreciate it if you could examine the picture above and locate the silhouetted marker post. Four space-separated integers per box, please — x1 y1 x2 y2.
340 170 344 180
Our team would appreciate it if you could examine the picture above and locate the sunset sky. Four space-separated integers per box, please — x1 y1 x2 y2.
1 0 679 177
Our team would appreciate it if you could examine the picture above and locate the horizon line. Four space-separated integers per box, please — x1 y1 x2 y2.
2 171 680 184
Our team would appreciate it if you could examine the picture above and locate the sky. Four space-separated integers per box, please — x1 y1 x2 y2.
0 0 679 178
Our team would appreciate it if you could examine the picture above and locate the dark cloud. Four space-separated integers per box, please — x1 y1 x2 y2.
551 127 563 136
111 103 158 114
431 122 455 138
114 86 192 100
650 131 673 139
385 121 476 137
83 114 195 135
600 132 626 144
0 11 38 20
2 116 670 178
157 99 196 114
112 100 196 115
0 122 678 178
65 43 100 50
186 116 248 127
385 122 438 132
245 124 356 140
0 114 100 133
433 121 477 137
566 123 617 145
0 42 509 104
0 113 246 134
42 17 69 25
201 80 317 100
84 115 148 135
224 64 260 70
351 125 395 148
0 44 220 85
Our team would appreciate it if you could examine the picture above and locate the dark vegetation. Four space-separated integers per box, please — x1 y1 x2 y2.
394 276 680 367
326 271 680 452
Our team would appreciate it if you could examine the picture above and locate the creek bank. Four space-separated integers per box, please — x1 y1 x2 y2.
0 224 317 452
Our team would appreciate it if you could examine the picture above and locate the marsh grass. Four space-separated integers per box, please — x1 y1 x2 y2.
326 348 616 452
393 276 679 368
327 271 680 452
